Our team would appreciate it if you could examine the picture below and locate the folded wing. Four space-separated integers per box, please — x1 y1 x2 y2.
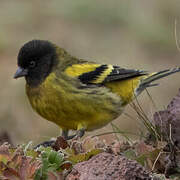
64 63 147 85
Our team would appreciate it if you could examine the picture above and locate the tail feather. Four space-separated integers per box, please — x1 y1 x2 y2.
138 67 180 91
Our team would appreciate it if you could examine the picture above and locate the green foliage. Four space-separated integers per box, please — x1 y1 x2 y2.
34 147 64 180
67 148 103 164
33 136 103 179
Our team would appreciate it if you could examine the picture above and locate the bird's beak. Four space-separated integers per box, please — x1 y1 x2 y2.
14 67 28 79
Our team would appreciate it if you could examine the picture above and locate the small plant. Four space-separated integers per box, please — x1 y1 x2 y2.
34 147 65 180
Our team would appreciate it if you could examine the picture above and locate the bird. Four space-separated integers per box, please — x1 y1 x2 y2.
14 39 180 140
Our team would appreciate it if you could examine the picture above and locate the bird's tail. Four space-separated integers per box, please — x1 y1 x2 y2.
137 67 180 92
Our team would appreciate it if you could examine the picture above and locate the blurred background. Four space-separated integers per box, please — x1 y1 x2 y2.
1 0 180 145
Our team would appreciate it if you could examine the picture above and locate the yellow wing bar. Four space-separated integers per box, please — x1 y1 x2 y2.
65 63 146 85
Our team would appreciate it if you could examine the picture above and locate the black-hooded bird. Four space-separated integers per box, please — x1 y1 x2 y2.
14 40 180 140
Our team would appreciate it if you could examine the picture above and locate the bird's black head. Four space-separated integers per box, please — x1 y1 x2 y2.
14 40 57 87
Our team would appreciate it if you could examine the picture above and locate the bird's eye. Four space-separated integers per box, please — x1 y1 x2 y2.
29 61 36 68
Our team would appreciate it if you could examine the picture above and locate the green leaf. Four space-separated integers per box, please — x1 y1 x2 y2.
123 149 136 160
34 147 65 179
68 148 103 164
48 151 64 167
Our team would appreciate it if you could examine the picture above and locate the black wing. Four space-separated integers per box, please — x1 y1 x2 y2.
77 64 147 84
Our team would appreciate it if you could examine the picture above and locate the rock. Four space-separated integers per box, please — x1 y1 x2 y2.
153 89 180 147
66 152 151 180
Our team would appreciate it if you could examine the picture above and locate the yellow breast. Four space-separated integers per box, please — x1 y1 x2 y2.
26 72 123 131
